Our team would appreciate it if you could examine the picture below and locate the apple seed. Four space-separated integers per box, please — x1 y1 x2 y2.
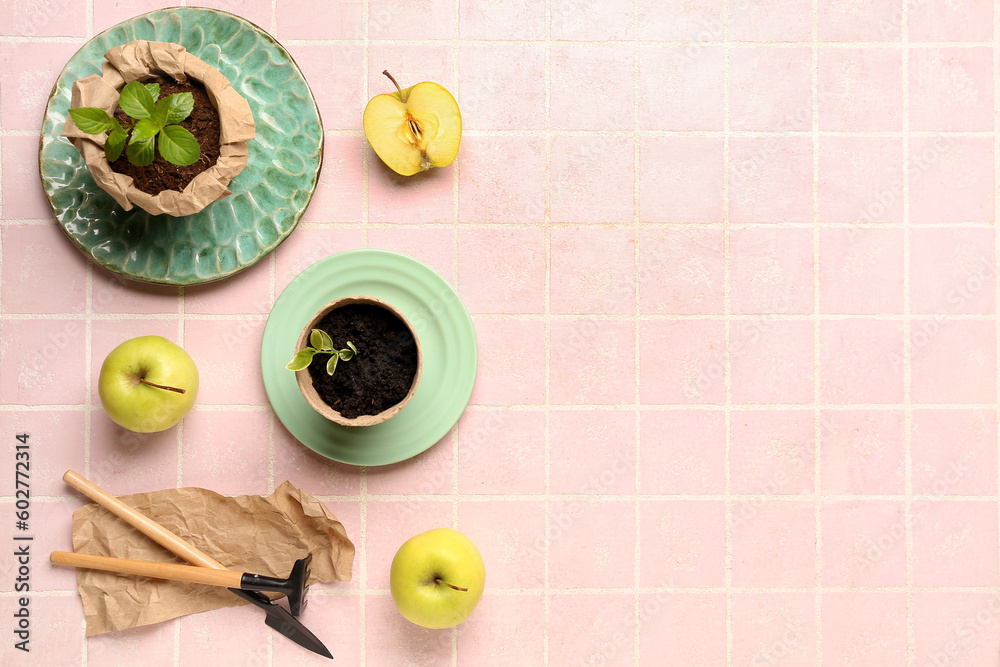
382 70 428 155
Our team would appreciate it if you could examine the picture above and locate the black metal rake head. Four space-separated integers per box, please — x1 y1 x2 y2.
240 553 312 616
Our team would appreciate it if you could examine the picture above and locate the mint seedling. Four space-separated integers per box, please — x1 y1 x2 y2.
286 329 359 376
68 80 201 168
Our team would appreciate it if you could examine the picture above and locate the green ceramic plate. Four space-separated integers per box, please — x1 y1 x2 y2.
262 250 478 466
38 7 323 285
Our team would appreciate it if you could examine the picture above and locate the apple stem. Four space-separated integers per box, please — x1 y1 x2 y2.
139 378 186 394
382 70 421 140
435 578 468 592
382 70 403 95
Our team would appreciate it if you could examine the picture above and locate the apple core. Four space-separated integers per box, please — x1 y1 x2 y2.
363 71 462 176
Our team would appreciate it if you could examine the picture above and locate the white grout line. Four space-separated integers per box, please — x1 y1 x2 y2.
359 8 370 250
543 1 553 663
6 584 1000 598
358 3 370 665
5 217 999 230
215 37 1000 49
176 288 185 490
330 584 1000 593
8 584 1000 599
78 5 92 661
4 310 1000 322
174 616 181 667
143 583 1000 595
722 1 733 663
6 492 1000 503
3 400 998 412
2 33 1000 47
267 250 277 500
322 123 997 137
19 126 1000 140
451 3 461 664
82 5 94 663
812 0 823 662
11 491 1000 505
632 0 642 662
901 2 916 664
83 263 92 481
995 5 1000 662
9 126 1000 138
0 151 4 322
492 128 988 137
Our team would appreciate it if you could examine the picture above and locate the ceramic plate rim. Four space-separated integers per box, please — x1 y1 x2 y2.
38 6 323 286
261 249 478 466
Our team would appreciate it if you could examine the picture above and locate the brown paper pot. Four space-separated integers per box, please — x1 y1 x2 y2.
61 40 256 217
295 296 422 427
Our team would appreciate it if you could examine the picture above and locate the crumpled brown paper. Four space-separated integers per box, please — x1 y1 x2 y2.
70 481 354 636
62 40 256 216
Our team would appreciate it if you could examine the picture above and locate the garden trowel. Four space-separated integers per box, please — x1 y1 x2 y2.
60 471 332 660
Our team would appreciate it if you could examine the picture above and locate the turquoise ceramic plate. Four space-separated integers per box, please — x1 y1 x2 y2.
38 7 323 285
262 250 478 466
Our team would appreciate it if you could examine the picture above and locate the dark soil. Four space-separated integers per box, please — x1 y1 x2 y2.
307 304 419 419
109 76 221 196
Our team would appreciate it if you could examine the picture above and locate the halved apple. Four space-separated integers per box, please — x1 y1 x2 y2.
363 71 462 176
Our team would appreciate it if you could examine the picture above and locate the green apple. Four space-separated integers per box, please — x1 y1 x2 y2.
98 335 199 433
389 528 486 629
363 70 462 176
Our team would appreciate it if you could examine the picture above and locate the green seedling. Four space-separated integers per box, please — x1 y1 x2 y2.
68 80 201 168
286 329 359 376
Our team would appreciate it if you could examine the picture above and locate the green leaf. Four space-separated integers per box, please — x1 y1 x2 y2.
105 128 128 162
68 107 116 135
326 354 339 376
338 348 355 362
144 82 161 102
126 134 155 167
309 329 326 350
158 124 200 166
162 92 194 125
152 98 169 127
347 341 358 355
131 119 160 141
286 349 316 371
118 81 155 120
319 330 334 350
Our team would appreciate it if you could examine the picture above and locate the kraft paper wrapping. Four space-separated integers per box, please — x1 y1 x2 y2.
62 40 256 216
70 481 354 636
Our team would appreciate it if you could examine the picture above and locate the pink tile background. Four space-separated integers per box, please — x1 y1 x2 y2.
822 592 908 664
731 592 817 665
819 47 904 132
729 47 812 132
730 227 814 314
3 1 999 665
730 410 815 494
818 0 903 42
640 592 727 665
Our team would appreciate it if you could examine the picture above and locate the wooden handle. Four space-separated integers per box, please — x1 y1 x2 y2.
62 470 225 571
50 551 243 589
